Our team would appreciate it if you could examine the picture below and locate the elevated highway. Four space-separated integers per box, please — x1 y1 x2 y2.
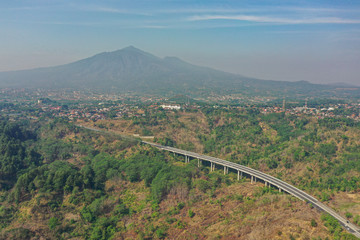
143 141 360 238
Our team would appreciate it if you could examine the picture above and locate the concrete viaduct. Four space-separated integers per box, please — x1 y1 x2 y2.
143 141 360 238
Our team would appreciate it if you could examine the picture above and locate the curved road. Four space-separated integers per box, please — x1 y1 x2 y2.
143 141 360 238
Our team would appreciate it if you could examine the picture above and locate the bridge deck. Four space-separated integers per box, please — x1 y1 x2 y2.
143 141 360 238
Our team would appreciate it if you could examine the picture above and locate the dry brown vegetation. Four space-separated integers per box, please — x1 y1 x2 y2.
3 109 357 239
75 108 360 238
110 176 331 240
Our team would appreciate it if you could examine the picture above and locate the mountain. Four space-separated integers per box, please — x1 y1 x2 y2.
0 46 358 98
0 46 241 92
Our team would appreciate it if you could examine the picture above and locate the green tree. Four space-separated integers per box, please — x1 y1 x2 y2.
48 217 59 230
311 219 317 227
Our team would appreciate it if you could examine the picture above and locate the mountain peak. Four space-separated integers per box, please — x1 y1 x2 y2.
105 46 159 60
121 45 141 52
118 45 147 54
123 45 137 50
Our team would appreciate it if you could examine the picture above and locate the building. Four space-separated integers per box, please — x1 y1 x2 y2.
160 104 181 110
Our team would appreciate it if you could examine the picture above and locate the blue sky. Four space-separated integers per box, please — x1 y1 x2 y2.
1 0 360 85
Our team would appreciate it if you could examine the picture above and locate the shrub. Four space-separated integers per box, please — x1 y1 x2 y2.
345 212 353 219
195 179 211 193
188 209 195 218
177 202 185 210
155 226 168 239
48 217 59 230
311 219 318 227
266 159 278 169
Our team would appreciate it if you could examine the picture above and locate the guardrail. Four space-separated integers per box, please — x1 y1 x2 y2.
143 141 360 238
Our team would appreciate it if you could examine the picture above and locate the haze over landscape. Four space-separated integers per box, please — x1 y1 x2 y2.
1 0 360 85
1 1 360 240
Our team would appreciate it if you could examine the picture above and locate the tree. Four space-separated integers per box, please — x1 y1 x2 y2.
318 143 337 158
311 219 317 227
48 217 59 230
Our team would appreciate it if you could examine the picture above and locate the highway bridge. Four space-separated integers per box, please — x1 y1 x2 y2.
143 141 360 238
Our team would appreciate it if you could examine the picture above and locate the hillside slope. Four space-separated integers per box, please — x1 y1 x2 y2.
0 119 341 240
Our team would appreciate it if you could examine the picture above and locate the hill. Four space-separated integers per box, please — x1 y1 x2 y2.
79 106 360 238
0 46 358 98
0 118 351 239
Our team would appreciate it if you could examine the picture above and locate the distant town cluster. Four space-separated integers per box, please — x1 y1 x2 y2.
0 88 359 122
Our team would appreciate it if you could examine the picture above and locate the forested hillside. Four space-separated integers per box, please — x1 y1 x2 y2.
76 107 360 239
0 111 359 239
95 107 360 196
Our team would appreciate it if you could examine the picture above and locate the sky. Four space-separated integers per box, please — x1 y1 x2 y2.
1 0 360 85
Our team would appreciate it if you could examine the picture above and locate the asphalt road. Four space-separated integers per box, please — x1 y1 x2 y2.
143 141 360 238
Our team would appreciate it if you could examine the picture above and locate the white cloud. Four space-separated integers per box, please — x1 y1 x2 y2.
136 25 167 29
278 6 360 13
152 6 360 15
74 5 151 16
188 15 360 24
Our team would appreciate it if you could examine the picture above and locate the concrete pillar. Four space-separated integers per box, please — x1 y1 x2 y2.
210 162 213 172
224 166 226 175
254 177 257 183
237 171 240 180
279 188 281 193
226 167 229 174
251 176 253 184
213 163 216 171
185 155 187 163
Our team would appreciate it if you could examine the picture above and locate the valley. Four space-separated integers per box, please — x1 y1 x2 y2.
1 95 359 239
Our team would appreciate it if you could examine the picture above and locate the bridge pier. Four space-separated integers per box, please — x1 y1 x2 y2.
141 141 360 239
198 158 201 167
210 162 213 172
237 171 243 180
224 166 228 175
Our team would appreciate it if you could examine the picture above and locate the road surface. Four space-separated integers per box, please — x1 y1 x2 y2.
143 141 360 238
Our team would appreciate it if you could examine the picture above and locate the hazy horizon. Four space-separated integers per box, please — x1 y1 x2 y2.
1 0 360 85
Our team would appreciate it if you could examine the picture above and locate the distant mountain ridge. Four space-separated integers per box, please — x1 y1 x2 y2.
0 46 358 98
